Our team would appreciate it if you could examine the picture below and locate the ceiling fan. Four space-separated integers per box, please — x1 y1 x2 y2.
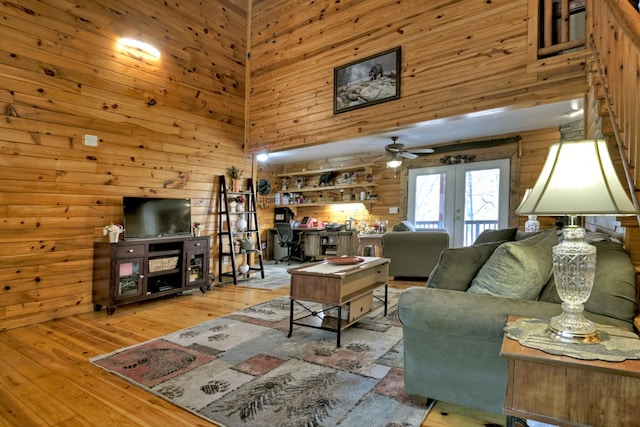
383 136 434 167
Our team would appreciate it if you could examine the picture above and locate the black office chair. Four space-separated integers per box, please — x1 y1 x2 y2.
275 222 304 264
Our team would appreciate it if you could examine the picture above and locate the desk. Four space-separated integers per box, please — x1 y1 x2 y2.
287 257 390 347
500 317 640 427
267 228 357 260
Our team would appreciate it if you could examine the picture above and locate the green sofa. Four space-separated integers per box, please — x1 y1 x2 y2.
397 229 638 415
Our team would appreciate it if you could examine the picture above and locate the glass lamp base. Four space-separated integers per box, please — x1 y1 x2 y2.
548 225 600 344
545 324 600 344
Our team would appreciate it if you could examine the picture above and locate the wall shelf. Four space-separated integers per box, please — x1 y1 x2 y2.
277 200 377 208
274 164 378 207
277 163 375 178
283 183 377 193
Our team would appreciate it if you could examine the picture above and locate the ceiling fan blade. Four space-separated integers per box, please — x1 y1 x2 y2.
410 148 435 154
399 151 418 159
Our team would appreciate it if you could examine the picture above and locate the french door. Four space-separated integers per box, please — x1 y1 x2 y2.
407 159 510 247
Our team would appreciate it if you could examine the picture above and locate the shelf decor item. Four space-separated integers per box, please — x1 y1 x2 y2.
193 222 203 237
235 217 248 231
149 256 179 273
525 215 540 232
238 263 250 274
241 237 255 251
233 195 245 212
103 223 124 243
516 139 637 344
227 166 243 192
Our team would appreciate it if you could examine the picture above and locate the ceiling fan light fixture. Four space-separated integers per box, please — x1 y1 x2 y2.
387 155 402 168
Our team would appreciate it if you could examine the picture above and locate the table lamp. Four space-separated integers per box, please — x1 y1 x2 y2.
516 139 637 343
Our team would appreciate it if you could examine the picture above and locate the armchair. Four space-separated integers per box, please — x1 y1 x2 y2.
382 227 449 278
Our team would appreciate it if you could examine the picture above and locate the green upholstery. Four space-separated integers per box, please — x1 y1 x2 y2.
391 220 416 231
473 227 517 244
467 228 557 300
426 241 504 291
398 233 636 415
382 229 449 278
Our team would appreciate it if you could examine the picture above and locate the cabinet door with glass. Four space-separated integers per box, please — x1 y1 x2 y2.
185 239 209 287
114 257 145 301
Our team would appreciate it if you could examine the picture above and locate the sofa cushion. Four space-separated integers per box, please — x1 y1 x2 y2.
539 240 637 324
392 220 416 231
473 227 517 245
468 228 557 300
426 241 504 291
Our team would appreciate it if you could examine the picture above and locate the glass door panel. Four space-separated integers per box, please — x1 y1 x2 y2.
188 253 205 283
461 167 503 246
413 172 447 230
116 258 143 299
409 159 509 247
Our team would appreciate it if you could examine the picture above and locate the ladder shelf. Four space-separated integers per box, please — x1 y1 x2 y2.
217 176 265 285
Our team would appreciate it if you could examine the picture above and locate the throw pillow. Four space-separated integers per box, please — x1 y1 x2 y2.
426 241 505 291
391 220 416 232
467 228 557 300
473 227 517 245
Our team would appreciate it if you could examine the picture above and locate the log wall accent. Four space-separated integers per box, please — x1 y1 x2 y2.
0 0 250 330
246 0 589 155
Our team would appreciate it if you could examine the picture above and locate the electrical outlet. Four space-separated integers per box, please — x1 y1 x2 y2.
223 256 229 264
389 207 399 214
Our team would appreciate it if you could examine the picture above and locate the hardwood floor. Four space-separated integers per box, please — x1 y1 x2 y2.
0 279 505 427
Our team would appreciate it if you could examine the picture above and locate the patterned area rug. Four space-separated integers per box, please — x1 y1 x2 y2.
219 260 300 290
90 289 434 427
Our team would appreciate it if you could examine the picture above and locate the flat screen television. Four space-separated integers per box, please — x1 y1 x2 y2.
123 197 192 239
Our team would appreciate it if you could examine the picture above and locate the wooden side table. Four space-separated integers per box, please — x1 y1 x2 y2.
500 317 640 427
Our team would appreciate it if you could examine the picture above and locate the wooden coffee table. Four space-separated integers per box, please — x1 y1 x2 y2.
287 256 390 347
500 316 640 427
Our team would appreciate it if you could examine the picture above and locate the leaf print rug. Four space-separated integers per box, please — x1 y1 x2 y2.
90 288 434 427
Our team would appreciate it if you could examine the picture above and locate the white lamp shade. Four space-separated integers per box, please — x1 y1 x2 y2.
516 140 636 216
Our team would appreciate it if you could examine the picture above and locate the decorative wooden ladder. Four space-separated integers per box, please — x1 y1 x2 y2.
217 176 265 285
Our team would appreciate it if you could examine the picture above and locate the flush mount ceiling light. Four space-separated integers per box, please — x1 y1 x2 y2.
118 38 161 61
256 152 269 162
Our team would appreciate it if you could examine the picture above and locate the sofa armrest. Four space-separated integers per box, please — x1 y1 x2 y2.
398 287 632 340
398 287 561 340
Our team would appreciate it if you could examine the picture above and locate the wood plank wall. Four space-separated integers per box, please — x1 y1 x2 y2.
0 0 251 330
0 0 607 330
246 0 589 155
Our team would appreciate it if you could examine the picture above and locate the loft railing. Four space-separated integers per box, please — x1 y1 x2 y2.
587 0 640 218
537 0 586 58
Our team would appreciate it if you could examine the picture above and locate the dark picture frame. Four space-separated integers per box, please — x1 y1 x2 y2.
333 46 401 114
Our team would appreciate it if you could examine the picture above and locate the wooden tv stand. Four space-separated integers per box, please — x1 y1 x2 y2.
92 236 210 315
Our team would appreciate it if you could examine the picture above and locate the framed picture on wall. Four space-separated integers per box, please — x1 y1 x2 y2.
333 46 401 114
